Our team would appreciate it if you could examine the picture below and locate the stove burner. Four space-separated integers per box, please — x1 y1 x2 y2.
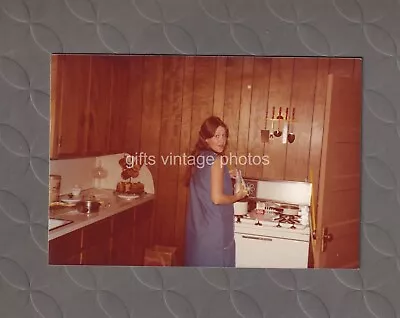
273 214 300 229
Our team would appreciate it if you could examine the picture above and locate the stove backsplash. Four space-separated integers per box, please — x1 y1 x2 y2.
243 178 312 207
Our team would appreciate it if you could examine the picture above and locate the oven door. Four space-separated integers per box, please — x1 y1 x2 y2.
234 232 309 268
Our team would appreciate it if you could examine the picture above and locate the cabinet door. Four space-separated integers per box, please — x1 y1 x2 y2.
48 229 82 265
108 56 130 154
82 245 111 265
132 201 154 265
85 56 113 156
50 55 62 159
51 55 91 158
51 55 143 159
110 208 135 265
81 218 112 265
123 57 144 156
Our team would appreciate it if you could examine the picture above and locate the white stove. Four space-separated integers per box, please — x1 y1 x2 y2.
234 180 312 269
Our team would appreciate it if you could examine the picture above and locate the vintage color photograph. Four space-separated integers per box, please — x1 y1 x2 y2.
48 54 362 269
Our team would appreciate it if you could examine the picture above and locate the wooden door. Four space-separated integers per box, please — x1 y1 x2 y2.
312 74 361 268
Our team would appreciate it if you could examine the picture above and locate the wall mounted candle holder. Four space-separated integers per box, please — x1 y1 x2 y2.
261 106 296 144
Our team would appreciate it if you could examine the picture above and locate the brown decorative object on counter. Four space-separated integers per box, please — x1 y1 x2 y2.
130 182 144 194
119 152 142 179
121 168 139 180
129 153 144 168
116 153 144 196
115 181 145 195
128 168 140 179
116 181 125 193
124 181 133 193
118 157 128 169
121 169 130 180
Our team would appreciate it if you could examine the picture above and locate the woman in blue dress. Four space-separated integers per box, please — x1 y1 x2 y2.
184 116 248 267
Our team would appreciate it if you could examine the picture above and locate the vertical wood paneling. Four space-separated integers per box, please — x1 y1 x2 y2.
309 58 330 211
213 56 227 119
329 58 354 76
108 56 131 154
175 56 195 265
116 56 361 266
237 57 254 174
285 58 318 181
157 56 184 246
86 56 113 155
140 56 164 189
263 58 294 180
246 58 271 179
190 57 216 150
140 56 164 251
223 57 243 158
57 55 91 157
125 57 144 155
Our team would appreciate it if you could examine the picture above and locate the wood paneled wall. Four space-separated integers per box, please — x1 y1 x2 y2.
126 55 360 265
83 56 361 262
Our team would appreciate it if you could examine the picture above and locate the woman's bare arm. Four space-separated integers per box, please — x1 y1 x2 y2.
210 156 246 205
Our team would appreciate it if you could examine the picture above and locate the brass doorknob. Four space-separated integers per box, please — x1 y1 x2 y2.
321 228 333 252
323 232 333 241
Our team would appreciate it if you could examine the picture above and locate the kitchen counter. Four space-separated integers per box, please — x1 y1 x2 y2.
48 188 155 241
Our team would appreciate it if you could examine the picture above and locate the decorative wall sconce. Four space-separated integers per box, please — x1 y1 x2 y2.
261 106 296 144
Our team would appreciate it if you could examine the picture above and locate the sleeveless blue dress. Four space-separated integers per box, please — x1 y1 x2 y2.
184 150 235 267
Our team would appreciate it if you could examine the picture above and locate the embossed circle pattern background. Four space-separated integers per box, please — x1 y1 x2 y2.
1 0 400 317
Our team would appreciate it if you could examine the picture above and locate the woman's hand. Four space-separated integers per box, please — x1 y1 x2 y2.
229 169 237 179
211 157 246 205
234 184 248 201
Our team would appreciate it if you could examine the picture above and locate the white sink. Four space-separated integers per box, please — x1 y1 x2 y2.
49 218 72 231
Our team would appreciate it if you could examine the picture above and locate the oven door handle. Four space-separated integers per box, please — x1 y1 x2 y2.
241 235 273 242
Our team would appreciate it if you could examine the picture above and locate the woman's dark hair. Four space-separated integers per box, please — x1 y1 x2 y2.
184 116 229 186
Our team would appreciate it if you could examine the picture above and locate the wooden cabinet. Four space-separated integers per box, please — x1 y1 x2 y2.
81 218 112 265
48 200 154 265
109 200 153 266
111 207 135 266
85 56 113 157
48 227 82 265
107 55 143 155
50 55 91 159
131 200 153 265
50 55 141 159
